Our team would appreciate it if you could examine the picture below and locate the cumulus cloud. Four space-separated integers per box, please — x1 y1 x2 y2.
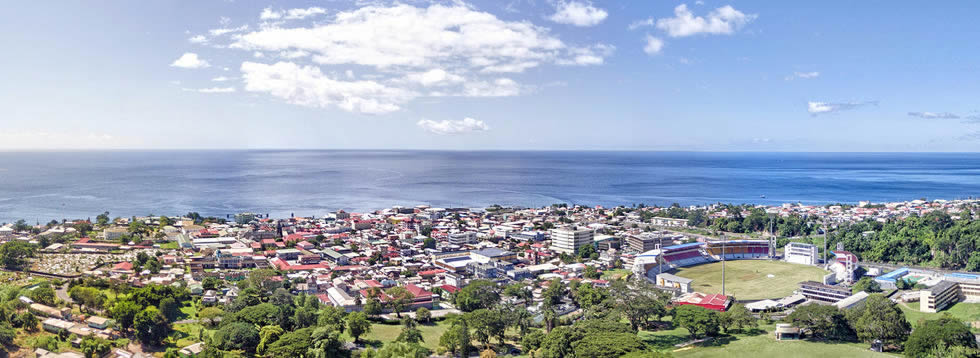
643 35 664 55
170 53 210 69
656 4 756 37
211 76 232 82
548 1 608 27
807 101 877 115
417 117 490 135
205 3 609 114
230 4 602 71
260 7 328 20
241 61 415 114
785 71 820 80
209 24 248 37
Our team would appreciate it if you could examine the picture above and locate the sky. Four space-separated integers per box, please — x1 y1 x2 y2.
1 1 979 151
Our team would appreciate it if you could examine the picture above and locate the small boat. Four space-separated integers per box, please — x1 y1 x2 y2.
760 195 767 198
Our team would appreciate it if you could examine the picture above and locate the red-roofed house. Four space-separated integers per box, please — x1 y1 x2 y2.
112 262 133 275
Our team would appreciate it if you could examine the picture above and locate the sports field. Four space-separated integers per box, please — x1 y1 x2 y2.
671 260 828 300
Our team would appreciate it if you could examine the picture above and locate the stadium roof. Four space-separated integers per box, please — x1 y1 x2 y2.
875 267 909 283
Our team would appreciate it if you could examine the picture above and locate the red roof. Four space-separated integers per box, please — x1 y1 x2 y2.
439 285 460 293
418 269 446 277
405 284 432 299
113 262 133 271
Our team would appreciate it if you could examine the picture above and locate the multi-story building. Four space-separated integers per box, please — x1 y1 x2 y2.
550 226 594 255
448 232 477 245
784 242 819 265
799 281 851 303
920 273 980 313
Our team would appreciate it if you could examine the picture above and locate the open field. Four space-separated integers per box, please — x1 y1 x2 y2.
344 321 451 351
641 325 898 358
671 260 828 300
900 301 980 328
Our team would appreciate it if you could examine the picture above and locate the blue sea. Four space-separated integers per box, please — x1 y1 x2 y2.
0 151 978 223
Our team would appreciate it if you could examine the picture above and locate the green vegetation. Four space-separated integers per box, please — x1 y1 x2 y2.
642 326 894 358
899 301 980 328
672 260 828 300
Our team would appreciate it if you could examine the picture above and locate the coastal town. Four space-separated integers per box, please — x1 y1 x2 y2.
1 198 979 358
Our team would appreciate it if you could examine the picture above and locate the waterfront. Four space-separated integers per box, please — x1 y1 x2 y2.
1 150 978 222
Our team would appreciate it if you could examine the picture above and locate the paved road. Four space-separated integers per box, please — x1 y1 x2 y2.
56 284 73 304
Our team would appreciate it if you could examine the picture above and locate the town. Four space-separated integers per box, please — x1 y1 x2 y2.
0 198 979 358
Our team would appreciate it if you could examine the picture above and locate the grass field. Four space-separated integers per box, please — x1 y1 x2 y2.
899 301 980 328
344 321 450 351
641 325 898 358
671 260 828 300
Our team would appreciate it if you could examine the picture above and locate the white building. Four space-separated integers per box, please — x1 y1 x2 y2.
448 232 477 245
784 242 818 265
550 227 594 255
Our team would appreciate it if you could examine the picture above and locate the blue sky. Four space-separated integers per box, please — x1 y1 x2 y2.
1 0 979 151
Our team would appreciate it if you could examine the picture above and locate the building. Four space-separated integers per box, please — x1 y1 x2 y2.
550 227 594 255
655 273 693 293
42 318 74 333
628 232 680 253
774 323 801 340
85 316 112 329
920 280 959 313
103 227 128 241
649 217 689 228
799 281 852 303
874 267 910 289
234 212 257 224
834 291 869 310
471 248 516 263
784 242 819 265
448 232 477 245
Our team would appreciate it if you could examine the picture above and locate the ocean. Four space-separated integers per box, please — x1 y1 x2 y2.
0 150 978 223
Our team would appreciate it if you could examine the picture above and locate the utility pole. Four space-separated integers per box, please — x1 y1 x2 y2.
721 235 726 296
822 222 827 266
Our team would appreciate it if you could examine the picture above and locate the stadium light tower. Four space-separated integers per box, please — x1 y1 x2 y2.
721 234 726 296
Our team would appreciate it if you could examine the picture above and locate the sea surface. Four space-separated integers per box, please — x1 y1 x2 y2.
0 151 978 223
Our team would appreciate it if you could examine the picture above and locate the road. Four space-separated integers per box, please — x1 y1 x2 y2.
56 283 73 304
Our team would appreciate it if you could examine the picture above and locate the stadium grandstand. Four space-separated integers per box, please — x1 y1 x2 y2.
703 239 770 260
632 242 714 278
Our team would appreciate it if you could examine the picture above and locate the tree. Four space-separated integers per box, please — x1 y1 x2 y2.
0 241 37 270
571 332 649 358
784 304 853 341
439 316 471 357
852 277 882 294
347 311 371 343
213 322 260 354
521 329 546 354
454 280 500 312
158 297 180 322
577 244 598 260
396 317 424 344
847 294 910 347
256 325 284 355
583 265 601 279
415 307 431 323
17 312 39 332
266 327 314 357
198 307 224 328
904 316 977 358
364 298 383 316
28 284 56 305
673 305 720 339
318 305 347 331
134 306 171 346
309 326 346 358
110 299 141 331
368 342 431 358
80 336 112 358
541 279 567 307
70 286 106 311
718 304 757 333
0 323 16 347
386 286 413 318
96 212 111 227
573 283 606 311
422 237 436 249
608 279 669 331
466 309 507 348
202 276 222 291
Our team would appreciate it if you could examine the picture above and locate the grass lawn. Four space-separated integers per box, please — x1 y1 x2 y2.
345 321 450 351
671 260 828 300
899 301 980 328
641 325 898 358
601 269 632 281
160 242 179 250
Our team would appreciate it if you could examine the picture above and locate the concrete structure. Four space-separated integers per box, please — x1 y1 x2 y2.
920 280 959 313
784 242 819 265
448 232 477 245
799 281 852 303
834 291 869 310
549 227 594 255
628 232 682 253
649 217 689 227
774 323 801 340
874 267 910 289
655 273 693 293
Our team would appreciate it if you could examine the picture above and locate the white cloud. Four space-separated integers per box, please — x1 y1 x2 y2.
184 87 237 93
261 7 328 20
807 101 877 115
548 1 608 27
907 111 960 119
209 24 248 37
405 69 465 87
461 78 521 97
241 61 415 114
230 4 599 72
211 76 232 82
557 44 615 66
629 17 655 31
188 35 208 44
643 35 664 55
656 4 757 37
170 53 210 69
785 71 820 80
417 117 490 135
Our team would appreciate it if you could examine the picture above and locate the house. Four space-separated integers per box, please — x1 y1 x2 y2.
111 262 134 275
86 316 112 329
179 342 205 357
42 318 75 333
202 290 218 304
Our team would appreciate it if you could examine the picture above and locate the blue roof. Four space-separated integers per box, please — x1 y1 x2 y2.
946 272 980 280
663 242 703 251
875 267 909 282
